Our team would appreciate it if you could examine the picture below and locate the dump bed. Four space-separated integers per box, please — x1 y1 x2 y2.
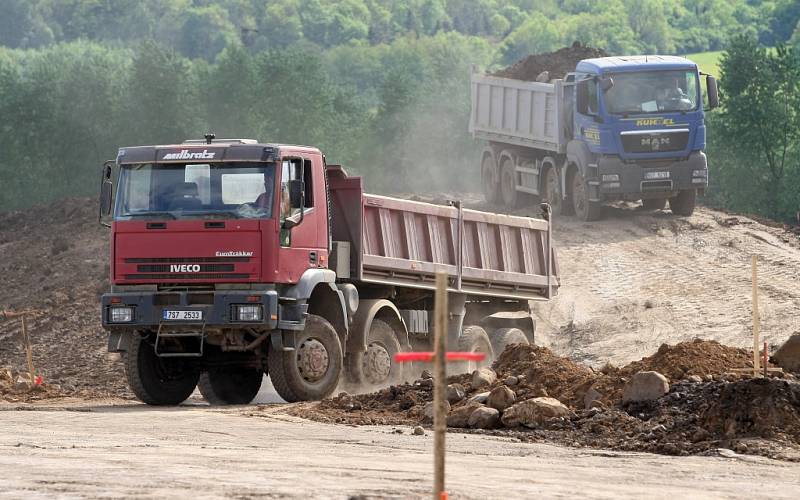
469 70 571 154
328 166 559 300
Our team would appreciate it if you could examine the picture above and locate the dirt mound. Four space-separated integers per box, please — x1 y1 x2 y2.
703 378 800 440
621 339 755 381
493 43 609 81
0 365 65 402
0 198 129 399
490 344 595 408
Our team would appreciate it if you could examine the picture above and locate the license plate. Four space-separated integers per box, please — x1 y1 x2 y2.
162 310 203 321
644 171 670 180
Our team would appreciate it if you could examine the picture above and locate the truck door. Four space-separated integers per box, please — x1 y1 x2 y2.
277 156 327 283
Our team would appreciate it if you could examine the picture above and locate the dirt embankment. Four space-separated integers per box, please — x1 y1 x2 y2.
492 43 609 81
287 340 799 460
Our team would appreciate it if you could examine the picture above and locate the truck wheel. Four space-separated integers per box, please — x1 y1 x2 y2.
197 368 263 405
669 190 696 216
490 327 529 357
124 333 199 406
456 326 495 374
642 198 667 210
499 158 518 207
572 171 602 221
344 319 404 389
268 314 342 402
481 154 499 204
544 167 571 216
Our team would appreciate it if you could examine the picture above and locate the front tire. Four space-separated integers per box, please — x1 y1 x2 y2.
198 368 263 405
268 314 343 402
124 332 199 406
572 171 603 221
669 190 696 216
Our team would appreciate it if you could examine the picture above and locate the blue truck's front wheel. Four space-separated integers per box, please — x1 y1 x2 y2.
669 190 697 216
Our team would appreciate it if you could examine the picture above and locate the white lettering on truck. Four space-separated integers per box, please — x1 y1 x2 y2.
162 149 216 160
170 264 201 273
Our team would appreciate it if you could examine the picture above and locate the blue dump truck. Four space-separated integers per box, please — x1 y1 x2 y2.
470 55 718 220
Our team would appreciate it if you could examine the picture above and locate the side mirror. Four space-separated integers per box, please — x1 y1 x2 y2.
599 76 614 92
706 75 719 110
576 80 589 115
99 161 114 227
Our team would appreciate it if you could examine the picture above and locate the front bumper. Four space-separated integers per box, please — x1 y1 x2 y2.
101 289 279 331
592 152 708 200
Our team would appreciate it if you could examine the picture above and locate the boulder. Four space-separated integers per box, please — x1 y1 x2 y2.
469 391 490 404
446 384 466 404
421 370 433 380
487 385 516 412
471 367 496 389
622 371 670 403
468 407 501 429
14 376 32 392
504 375 519 386
413 426 425 436
773 333 800 372
583 387 602 410
446 402 483 428
423 401 450 422
501 397 570 428
687 375 703 383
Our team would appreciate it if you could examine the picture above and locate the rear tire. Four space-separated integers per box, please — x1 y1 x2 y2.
344 319 404 389
481 154 499 204
544 166 572 216
572 171 602 221
500 157 519 207
642 198 668 210
456 326 495 374
490 327 529 356
268 314 342 402
669 189 696 216
198 368 263 405
124 332 199 406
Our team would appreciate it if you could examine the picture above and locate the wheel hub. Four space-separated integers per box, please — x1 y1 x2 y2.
297 338 329 383
362 342 391 385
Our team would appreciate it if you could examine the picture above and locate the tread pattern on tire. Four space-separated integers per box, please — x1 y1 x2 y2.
490 327 530 356
124 333 198 406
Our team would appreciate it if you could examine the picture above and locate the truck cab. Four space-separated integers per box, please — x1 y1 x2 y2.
570 56 717 218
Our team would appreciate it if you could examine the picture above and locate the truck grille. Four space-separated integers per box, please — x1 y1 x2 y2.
621 129 689 153
123 257 251 280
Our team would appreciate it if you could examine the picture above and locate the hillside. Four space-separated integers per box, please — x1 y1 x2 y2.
1 198 799 397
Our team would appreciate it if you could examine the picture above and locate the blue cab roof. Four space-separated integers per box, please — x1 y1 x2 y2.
576 55 698 74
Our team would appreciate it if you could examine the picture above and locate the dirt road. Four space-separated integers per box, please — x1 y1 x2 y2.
0 400 798 499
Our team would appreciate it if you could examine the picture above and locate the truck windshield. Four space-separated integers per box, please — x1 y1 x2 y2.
114 162 275 220
604 70 699 115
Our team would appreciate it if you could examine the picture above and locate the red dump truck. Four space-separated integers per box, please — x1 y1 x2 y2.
99 136 559 405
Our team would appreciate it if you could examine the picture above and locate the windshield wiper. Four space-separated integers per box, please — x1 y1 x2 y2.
182 210 242 219
119 211 177 220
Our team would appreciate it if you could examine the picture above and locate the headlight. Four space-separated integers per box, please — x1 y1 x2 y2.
109 306 133 323
692 169 708 177
602 174 619 182
233 305 263 322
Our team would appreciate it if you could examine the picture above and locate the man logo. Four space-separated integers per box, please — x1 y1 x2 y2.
170 264 201 273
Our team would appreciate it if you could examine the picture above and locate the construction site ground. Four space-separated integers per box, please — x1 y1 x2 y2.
3 197 800 496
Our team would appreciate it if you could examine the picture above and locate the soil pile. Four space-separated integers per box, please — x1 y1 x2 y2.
0 365 64 402
493 43 609 81
621 339 755 381
287 340 800 459
0 198 129 398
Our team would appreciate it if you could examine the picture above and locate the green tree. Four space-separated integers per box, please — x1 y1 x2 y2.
716 36 800 219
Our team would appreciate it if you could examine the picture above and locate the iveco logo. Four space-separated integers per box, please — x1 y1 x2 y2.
170 264 201 273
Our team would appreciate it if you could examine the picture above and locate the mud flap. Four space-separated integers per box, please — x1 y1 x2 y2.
107 331 128 353
270 330 297 352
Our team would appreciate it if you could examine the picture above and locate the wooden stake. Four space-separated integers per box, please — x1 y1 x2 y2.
752 255 760 377
433 272 448 500
21 314 35 382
